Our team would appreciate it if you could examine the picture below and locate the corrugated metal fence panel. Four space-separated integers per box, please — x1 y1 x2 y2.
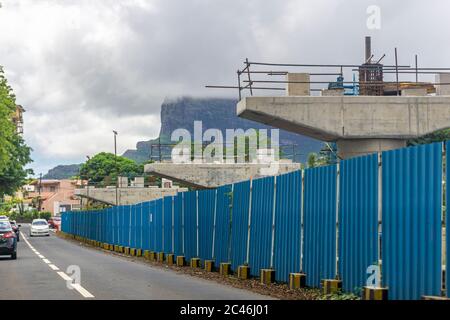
163 197 173 253
130 205 136 248
154 199 163 252
339 154 379 293
137 203 143 249
230 180 251 271
149 201 156 251
382 142 442 300
214 185 232 264
273 170 302 283
447 141 450 298
142 202 150 250
198 189 216 261
248 176 275 277
184 191 197 259
173 194 183 256
303 165 337 288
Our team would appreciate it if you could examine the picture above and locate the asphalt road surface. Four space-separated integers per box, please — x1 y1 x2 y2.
0 225 270 300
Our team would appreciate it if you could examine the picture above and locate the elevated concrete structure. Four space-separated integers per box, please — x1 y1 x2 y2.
145 162 301 189
237 95 450 159
75 186 187 206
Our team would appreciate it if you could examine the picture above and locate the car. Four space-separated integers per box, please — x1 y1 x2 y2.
30 219 50 237
0 220 17 259
0 215 8 221
48 216 61 230
9 220 20 242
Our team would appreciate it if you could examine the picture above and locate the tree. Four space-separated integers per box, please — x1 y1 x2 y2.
408 129 450 146
0 66 33 197
79 152 143 185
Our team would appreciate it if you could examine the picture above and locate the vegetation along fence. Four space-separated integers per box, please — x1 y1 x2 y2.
62 141 450 300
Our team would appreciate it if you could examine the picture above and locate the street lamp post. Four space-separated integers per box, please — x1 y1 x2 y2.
113 130 119 206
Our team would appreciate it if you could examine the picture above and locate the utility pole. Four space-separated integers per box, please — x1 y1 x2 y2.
85 155 90 209
38 173 42 216
113 130 119 206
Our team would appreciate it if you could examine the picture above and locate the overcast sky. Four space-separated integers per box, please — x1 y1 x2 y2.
1 0 449 175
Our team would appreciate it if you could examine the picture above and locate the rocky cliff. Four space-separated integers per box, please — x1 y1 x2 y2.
122 97 323 163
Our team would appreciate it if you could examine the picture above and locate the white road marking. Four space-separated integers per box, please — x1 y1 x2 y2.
21 231 95 299
57 271 72 281
71 284 95 298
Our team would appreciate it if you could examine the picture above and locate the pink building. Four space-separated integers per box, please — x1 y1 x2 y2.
29 179 82 215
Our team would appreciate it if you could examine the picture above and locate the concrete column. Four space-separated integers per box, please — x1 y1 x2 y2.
118 176 128 188
286 73 310 96
133 177 145 188
336 139 407 160
436 73 450 96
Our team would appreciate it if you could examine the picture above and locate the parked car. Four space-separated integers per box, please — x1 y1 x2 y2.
0 220 17 259
48 216 61 230
9 220 20 242
30 219 50 237
0 215 8 221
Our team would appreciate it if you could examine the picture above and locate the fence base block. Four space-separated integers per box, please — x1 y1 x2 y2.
237 266 250 280
362 287 388 300
176 256 185 267
109 244 114 251
204 260 215 272
321 279 342 295
118 246 123 253
114 245 119 252
157 252 165 262
103 243 109 250
149 251 156 261
136 249 142 257
130 248 136 256
167 254 175 265
260 269 275 285
143 250 150 259
190 258 201 268
422 296 450 300
289 273 306 290
124 247 130 255
219 263 231 276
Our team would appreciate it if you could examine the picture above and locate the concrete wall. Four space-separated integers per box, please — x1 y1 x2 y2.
75 186 187 205
145 162 301 188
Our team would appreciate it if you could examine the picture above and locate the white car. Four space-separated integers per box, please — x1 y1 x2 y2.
0 215 9 221
30 219 50 237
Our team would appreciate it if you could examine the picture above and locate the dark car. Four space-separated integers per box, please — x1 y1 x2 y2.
0 221 17 260
9 220 20 242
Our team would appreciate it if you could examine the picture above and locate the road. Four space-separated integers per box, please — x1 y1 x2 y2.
0 225 270 300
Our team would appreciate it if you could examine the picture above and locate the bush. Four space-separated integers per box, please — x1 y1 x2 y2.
7 210 52 223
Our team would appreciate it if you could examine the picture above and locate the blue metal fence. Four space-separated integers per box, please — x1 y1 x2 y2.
183 191 197 260
303 165 337 287
339 154 379 293
273 170 302 282
248 176 275 277
62 141 449 300
213 185 232 264
230 181 250 271
198 189 215 261
382 142 442 300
